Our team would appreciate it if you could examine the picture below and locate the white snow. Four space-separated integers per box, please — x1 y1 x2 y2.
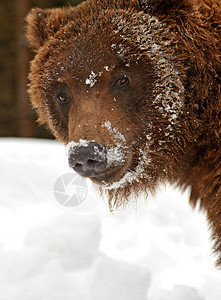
101 120 127 166
100 121 152 189
104 66 110 71
102 147 151 190
0 138 220 300
91 255 151 300
66 139 95 152
102 120 126 143
85 71 98 88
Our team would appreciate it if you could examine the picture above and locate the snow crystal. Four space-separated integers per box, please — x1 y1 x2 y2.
102 121 126 143
146 134 152 141
67 139 95 149
101 121 128 166
106 144 125 166
85 71 98 88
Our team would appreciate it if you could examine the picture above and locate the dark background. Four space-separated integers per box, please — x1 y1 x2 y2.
0 0 84 139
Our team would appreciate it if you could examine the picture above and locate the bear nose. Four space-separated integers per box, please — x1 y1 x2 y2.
68 142 107 177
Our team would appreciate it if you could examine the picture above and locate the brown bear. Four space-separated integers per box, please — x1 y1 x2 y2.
25 0 221 266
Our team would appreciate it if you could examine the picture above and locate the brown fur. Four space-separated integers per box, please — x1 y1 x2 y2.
25 0 221 266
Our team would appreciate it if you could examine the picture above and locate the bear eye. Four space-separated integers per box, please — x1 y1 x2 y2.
57 93 69 104
114 76 129 88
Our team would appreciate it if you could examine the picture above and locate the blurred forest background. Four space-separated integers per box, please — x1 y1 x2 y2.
0 0 84 138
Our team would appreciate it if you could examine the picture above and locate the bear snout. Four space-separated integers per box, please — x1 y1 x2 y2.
68 141 107 177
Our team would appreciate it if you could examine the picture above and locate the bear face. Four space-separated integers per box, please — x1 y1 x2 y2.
26 5 191 192
26 0 221 265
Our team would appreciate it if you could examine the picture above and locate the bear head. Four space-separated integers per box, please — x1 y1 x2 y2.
25 0 219 207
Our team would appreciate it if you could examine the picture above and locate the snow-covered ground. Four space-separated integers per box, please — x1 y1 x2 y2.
0 138 220 300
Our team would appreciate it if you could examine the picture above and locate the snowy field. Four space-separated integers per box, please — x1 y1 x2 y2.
0 138 220 300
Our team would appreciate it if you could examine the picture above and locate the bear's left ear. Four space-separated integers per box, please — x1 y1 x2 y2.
25 8 68 50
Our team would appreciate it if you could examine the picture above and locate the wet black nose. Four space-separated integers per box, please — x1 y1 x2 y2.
68 141 107 177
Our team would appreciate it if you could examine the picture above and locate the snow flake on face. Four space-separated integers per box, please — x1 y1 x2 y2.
65 139 95 157
104 65 115 72
85 71 98 88
99 121 151 189
102 121 126 144
85 68 112 87
66 139 95 151
103 147 151 190
101 121 127 166
146 134 152 141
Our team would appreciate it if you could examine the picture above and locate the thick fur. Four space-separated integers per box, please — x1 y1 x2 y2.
25 0 221 266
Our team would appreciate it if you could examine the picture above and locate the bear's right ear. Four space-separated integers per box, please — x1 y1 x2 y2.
25 8 67 50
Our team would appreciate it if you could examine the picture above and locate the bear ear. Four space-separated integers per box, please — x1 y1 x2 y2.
138 0 194 14
25 8 67 50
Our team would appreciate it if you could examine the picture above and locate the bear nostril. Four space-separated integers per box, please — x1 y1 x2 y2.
75 162 82 167
86 159 99 168
87 159 96 166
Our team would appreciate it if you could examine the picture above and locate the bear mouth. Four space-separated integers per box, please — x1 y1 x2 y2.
90 163 127 184
90 149 145 188
91 146 150 189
